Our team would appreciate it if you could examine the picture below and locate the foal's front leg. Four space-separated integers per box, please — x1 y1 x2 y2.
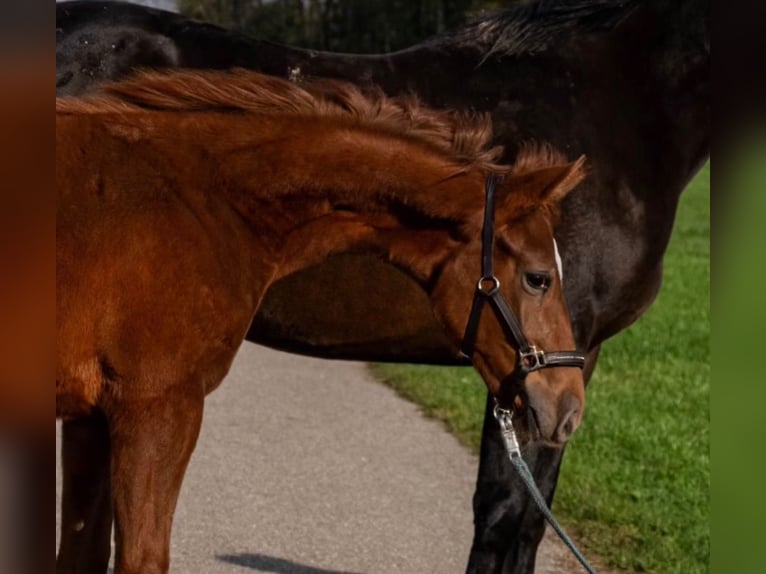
107 385 204 574
57 415 113 574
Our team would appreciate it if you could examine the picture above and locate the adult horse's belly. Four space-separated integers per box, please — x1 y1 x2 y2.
248 254 463 365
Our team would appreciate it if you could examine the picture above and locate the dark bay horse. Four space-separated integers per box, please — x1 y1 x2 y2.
57 69 587 574
56 1 710 572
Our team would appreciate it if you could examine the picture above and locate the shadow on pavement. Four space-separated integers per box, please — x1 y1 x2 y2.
217 553 365 574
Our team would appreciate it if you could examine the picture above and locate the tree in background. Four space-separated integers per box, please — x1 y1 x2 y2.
180 0 514 52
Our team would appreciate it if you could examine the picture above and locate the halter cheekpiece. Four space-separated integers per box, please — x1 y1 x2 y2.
459 174 586 376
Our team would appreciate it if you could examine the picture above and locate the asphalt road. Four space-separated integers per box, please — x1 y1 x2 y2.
56 343 591 573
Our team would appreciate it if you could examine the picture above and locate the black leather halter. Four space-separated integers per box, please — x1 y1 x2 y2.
459 174 586 376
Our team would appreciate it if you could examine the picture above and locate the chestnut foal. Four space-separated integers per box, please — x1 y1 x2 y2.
56 69 586 574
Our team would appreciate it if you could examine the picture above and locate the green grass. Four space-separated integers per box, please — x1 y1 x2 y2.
371 163 710 573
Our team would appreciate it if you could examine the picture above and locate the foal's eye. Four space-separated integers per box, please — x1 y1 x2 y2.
523 272 551 293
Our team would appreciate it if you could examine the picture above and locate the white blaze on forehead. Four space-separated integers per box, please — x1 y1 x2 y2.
553 239 563 283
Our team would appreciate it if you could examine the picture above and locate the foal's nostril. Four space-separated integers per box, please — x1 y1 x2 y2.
555 414 577 442
554 391 582 443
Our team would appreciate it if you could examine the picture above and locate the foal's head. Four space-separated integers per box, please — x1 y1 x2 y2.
432 150 587 446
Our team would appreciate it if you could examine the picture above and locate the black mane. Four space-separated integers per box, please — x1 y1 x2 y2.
431 0 639 57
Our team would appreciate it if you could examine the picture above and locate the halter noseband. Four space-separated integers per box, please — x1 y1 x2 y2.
459 174 586 377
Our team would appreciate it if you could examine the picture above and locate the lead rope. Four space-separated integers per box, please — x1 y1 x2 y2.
493 403 598 574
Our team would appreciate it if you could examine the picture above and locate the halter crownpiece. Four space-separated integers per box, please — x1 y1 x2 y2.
459 173 586 376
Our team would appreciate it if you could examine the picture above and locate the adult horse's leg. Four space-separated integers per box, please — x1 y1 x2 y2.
108 387 204 574
467 346 601 574
57 415 112 574
467 396 555 574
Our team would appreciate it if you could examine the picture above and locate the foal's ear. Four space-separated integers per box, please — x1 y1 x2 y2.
500 155 587 210
535 155 587 205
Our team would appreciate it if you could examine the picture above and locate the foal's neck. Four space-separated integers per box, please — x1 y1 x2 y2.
207 114 485 287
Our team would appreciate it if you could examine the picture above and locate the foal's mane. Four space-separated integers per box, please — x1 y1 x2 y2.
434 0 639 57
56 69 505 172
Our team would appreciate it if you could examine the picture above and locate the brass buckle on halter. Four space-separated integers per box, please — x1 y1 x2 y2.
519 346 546 372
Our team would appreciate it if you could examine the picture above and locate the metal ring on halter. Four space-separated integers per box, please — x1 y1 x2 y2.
477 275 500 295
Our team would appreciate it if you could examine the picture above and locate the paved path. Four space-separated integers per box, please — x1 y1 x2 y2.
56 343 589 573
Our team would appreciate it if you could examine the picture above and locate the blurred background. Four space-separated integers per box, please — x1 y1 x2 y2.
178 0 501 52
59 0 511 52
